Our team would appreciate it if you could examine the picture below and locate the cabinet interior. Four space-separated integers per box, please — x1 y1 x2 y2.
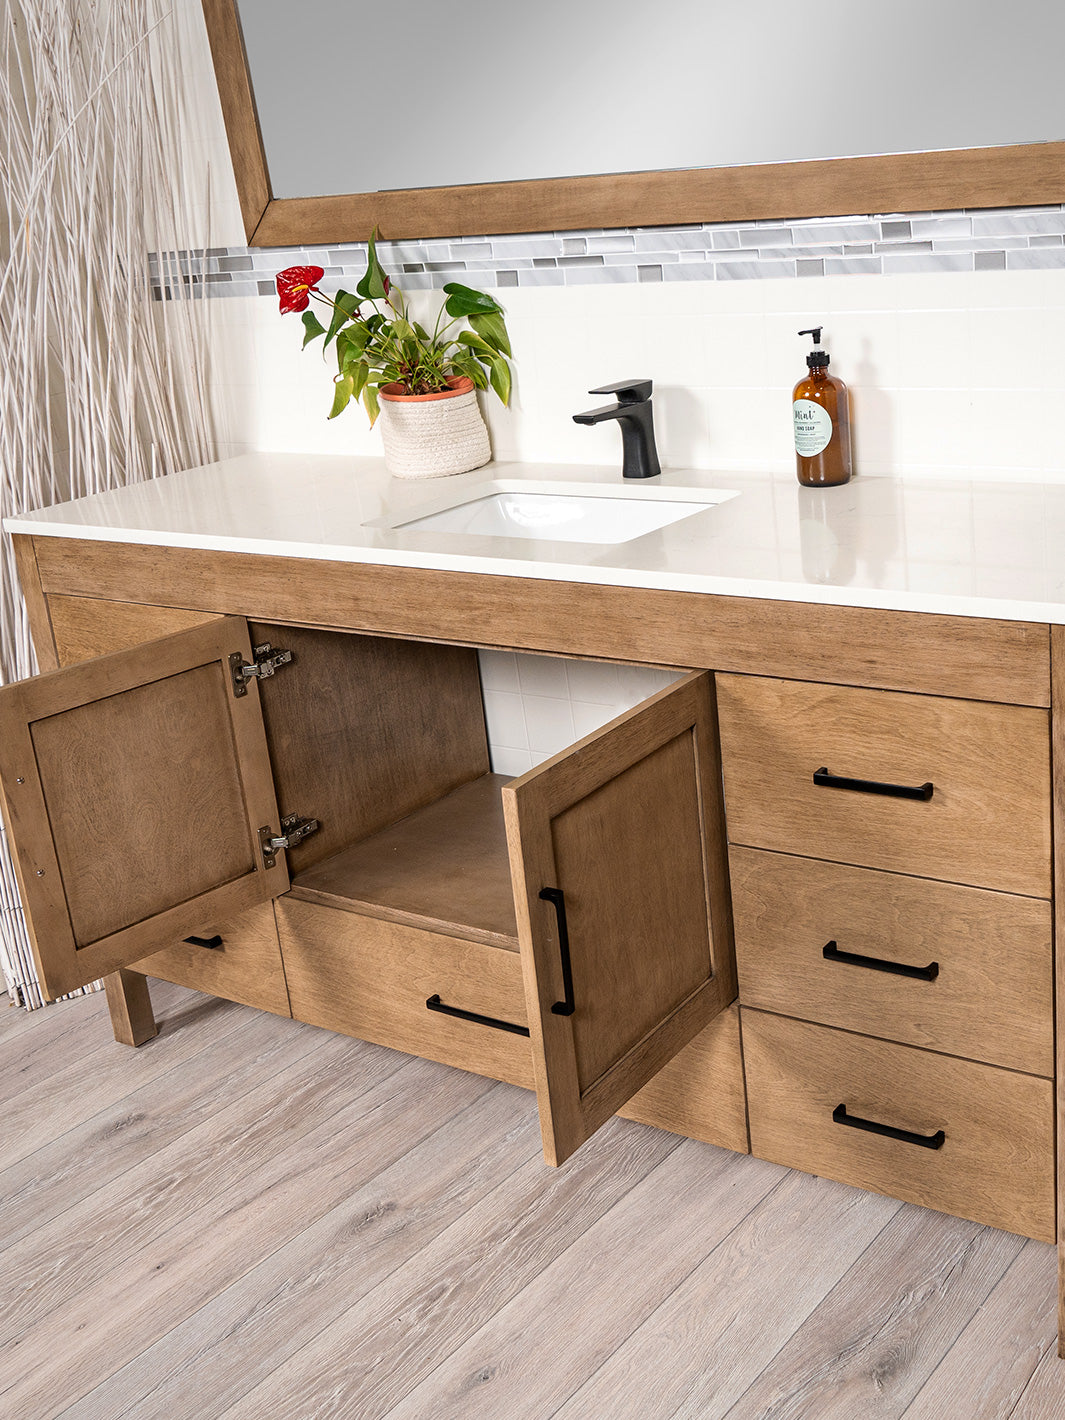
250 622 654 953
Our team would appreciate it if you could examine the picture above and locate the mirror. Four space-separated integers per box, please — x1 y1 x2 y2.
203 0 1065 246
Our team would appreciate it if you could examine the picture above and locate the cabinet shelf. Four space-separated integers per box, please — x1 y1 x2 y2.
287 773 519 951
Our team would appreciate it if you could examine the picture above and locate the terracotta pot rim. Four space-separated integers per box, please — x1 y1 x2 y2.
378 374 475 403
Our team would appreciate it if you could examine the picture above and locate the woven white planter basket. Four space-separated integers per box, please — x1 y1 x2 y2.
377 376 491 479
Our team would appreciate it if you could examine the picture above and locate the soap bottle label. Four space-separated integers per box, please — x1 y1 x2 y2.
793 399 833 457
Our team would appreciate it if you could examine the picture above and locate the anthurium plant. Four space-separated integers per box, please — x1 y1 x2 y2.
276 232 512 425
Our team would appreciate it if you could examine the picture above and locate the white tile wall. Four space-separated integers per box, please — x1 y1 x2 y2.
478 653 682 775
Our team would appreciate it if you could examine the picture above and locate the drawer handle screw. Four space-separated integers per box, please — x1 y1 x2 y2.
832 1102 945 1149
823 941 939 982
813 767 934 801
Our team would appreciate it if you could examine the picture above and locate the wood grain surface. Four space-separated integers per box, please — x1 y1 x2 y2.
617 1003 748 1154
49 594 216 664
247 623 489 876
11 534 58 670
288 773 519 948
276 898 533 1087
505 671 735 1165
102 971 158 1048
718 674 1052 897
7 983 1065 1417
0 617 287 996
730 846 1053 1075
131 903 291 1018
30 536 1052 706
743 1008 1055 1242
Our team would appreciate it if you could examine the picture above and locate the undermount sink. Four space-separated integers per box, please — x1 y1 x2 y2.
383 482 738 545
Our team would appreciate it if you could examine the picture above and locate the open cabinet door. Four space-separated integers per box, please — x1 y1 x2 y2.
0 617 289 999
503 671 736 1166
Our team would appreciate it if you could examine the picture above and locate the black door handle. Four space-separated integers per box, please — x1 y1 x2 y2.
823 941 939 982
425 995 530 1037
183 935 223 949
833 1103 945 1149
539 887 575 1016
813 767 933 801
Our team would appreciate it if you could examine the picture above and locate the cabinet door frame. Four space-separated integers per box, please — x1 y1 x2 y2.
0 616 288 999
504 671 736 1165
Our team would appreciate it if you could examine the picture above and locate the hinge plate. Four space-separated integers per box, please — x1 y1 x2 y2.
259 813 320 869
231 643 294 697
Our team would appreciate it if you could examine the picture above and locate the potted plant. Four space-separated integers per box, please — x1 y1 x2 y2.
276 232 513 479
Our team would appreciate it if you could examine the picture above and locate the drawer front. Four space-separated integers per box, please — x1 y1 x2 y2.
276 897 533 1088
731 848 1053 1076
132 903 291 1017
716 674 1050 897
618 1004 748 1155
743 1009 1054 1241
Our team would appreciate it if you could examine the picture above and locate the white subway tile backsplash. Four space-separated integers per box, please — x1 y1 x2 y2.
516 655 570 699
481 690 528 750
524 696 577 757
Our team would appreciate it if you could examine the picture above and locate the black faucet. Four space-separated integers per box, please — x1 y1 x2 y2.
573 379 661 479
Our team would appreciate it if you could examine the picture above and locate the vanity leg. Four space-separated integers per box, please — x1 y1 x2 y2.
103 970 157 1046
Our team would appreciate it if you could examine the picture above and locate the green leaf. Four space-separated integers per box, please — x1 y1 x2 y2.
413 322 431 341
350 360 369 402
325 290 360 346
488 354 511 407
362 380 381 426
457 330 497 359
301 310 326 348
468 310 511 357
442 282 502 318
356 228 390 300
328 372 355 420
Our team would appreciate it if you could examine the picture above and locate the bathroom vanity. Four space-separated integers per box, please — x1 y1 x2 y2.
4 457 1063 1342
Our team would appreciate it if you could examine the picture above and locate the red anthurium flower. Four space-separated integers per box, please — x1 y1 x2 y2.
276 264 324 314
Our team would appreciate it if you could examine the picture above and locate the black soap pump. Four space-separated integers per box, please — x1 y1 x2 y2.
793 326 852 486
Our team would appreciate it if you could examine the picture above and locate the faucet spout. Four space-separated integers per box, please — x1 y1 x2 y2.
572 379 661 479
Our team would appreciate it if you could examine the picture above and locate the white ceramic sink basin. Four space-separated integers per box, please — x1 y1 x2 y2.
386 484 737 545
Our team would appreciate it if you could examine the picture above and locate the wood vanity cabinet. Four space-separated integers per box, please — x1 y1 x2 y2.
3 533 1061 1285
719 673 1056 1242
0 595 737 1167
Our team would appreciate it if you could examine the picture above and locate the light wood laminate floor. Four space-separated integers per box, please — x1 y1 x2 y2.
3 980 1065 1420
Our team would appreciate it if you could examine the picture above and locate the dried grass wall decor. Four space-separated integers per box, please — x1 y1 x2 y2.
0 0 215 1008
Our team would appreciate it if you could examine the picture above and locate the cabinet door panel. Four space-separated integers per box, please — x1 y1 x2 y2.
504 671 735 1166
0 617 287 999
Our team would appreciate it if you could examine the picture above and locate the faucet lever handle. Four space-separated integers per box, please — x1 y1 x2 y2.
588 378 653 405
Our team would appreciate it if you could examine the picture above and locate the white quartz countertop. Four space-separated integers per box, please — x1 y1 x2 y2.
8 453 1065 624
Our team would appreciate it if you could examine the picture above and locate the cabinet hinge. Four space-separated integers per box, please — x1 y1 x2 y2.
259 814 320 869
230 643 294 697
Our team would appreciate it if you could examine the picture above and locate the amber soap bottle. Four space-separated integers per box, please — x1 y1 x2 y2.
793 326 851 486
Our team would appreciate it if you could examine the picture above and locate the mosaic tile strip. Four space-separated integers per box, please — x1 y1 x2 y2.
149 205 1065 299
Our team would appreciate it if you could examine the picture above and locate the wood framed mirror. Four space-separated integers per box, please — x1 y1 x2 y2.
203 0 1065 247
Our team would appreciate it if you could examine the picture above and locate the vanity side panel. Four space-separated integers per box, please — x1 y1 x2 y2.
30 539 1051 707
11 534 59 671
1051 626 1065 1354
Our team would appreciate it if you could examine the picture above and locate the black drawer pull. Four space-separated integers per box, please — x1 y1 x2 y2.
425 995 530 1037
832 1103 945 1150
813 767 934 802
539 887 576 1016
823 941 939 982
183 934 223 950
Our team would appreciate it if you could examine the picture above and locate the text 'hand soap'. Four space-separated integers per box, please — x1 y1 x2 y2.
793 326 851 487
